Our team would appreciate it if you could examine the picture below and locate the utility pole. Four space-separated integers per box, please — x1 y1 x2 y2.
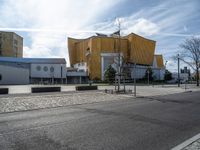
116 18 121 92
163 60 168 87
134 62 136 97
178 54 180 87
147 70 150 85
165 61 168 69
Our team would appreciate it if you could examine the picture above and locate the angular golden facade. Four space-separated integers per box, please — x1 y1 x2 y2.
154 55 164 68
126 33 156 66
68 33 164 80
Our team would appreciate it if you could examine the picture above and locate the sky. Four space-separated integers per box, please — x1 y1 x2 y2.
0 0 200 72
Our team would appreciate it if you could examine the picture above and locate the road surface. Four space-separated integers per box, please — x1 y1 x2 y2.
0 91 200 150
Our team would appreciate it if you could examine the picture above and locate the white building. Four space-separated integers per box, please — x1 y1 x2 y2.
0 57 66 85
171 72 189 83
73 52 165 81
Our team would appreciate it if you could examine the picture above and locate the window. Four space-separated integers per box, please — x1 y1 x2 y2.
14 46 18 56
14 39 18 45
50 66 54 72
0 39 2 56
43 66 48 72
0 74 2 81
36 66 41 71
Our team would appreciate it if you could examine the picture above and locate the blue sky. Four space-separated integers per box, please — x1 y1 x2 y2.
0 0 200 72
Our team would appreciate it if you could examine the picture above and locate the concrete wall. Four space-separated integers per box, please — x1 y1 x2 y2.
0 65 29 85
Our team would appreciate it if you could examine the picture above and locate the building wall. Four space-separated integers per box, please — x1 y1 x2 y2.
31 64 66 78
89 37 128 80
172 73 189 81
0 64 29 85
68 33 162 80
154 55 164 68
13 33 23 57
0 58 67 85
0 31 23 57
127 33 156 65
130 65 165 80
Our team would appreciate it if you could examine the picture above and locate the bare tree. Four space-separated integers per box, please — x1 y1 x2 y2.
180 37 200 86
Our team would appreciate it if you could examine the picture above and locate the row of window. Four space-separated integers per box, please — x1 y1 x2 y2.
36 66 54 72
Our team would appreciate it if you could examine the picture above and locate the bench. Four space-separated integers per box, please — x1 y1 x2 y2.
31 87 61 93
0 88 9 94
76 86 98 91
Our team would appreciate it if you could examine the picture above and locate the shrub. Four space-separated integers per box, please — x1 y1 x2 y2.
104 65 116 83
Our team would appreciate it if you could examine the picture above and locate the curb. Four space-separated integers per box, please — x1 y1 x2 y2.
171 133 200 150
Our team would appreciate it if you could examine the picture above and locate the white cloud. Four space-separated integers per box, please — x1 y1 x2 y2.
184 26 188 32
86 14 160 37
0 0 121 66
0 0 199 71
166 59 177 72
123 18 160 36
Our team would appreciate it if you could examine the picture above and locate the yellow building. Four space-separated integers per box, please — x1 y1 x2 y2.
68 33 164 80
0 31 23 57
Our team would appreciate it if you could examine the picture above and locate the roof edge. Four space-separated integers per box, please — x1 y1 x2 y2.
125 33 156 42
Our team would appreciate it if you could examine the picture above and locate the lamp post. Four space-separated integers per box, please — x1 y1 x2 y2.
134 62 136 97
116 18 121 92
147 70 150 85
118 31 121 92
162 60 168 87
177 54 180 87
165 61 168 69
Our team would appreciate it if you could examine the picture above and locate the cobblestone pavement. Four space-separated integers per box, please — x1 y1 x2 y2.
0 84 199 114
0 91 131 113
183 139 200 150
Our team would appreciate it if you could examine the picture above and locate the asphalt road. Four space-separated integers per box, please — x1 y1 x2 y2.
0 91 200 150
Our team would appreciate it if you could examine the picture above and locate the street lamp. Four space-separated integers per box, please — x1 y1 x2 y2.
147 70 150 85
134 62 136 97
177 54 180 87
165 61 168 69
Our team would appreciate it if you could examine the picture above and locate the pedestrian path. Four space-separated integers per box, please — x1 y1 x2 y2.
172 133 200 150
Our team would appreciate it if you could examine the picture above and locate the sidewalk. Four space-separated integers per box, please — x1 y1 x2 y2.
0 84 200 96
183 139 200 150
99 84 200 97
172 133 200 150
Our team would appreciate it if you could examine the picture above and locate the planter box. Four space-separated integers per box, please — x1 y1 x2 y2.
31 87 61 93
0 88 9 94
76 86 98 91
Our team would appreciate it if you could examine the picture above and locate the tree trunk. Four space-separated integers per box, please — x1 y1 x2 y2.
197 67 199 86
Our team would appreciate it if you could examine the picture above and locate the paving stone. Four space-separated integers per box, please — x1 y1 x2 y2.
0 92 130 113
